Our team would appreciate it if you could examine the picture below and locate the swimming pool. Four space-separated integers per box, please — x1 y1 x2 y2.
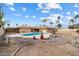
7 32 51 39
21 32 48 36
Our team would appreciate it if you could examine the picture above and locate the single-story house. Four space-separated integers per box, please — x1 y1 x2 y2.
6 26 50 33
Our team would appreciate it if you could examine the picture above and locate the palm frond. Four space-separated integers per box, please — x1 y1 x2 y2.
74 15 79 19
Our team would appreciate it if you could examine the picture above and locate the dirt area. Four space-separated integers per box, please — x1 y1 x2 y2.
15 29 79 56
15 43 79 56
0 29 79 56
0 45 19 56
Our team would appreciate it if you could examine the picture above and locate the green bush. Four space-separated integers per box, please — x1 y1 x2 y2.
69 24 79 29
76 30 79 33
52 28 57 34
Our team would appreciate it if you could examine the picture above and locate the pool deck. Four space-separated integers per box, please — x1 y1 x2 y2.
6 33 51 39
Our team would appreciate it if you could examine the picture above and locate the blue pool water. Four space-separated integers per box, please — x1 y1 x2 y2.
21 32 48 36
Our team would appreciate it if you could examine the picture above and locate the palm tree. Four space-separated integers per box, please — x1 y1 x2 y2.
74 14 79 23
41 19 48 26
74 15 79 19
0 6 6 30
70 19 75 25
16 24 18 27
58 16 61 20
7 24 10 28
0 6 4 26
56 16 62 28
0 6 9 27
0 6 6 40
56 16 60 24
50 22 53 28
57 23 62 29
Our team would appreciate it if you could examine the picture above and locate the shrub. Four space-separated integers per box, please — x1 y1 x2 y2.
76 30 79 33
69 24 79 29
52 28 57 34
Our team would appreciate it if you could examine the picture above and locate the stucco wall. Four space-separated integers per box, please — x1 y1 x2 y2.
6 28 19 33
39 28 48 32
19 28 31 33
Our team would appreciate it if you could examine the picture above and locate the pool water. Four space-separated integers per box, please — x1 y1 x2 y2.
21 32 48 36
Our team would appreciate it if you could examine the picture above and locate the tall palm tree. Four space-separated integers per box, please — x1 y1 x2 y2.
0 6 6 30
57 23 62 29
0 6 9 27
0 6 4 26
74 14 79 23
56 16 62 28
7 24 10 28
41 19 48 26
0 6 6 40
58 16 61 20
50 22 53 28
16 24 18 27
56 16 60 24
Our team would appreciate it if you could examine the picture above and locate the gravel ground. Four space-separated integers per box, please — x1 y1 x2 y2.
14 43 79 56
0 45 19 56
15 29 79 56
0 29 79 56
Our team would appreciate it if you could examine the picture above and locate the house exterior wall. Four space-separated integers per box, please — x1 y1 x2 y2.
39 28 48 32
6 28 19 33
6 27 49 33
18 28 48 33
19 28 31 33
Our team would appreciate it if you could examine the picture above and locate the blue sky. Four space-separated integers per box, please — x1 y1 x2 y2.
0 3 79 28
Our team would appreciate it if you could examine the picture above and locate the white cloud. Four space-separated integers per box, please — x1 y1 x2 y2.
32 16 36 18
41 10 50 13
40 13 64 24
25 15 29 18
50 13 64 19
10 7 15 12
2 18 6 21
66 12 71 15
37 3 62 10
22 7 27 11
40 17 45 20
38 3 43 9
45 3 62 10
5 3 14 6
2 18 10 24
74 4 78 7
50 14 64 23
74 11 78 15
14 13 21 16
66 16 72 20
40 17 50 20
